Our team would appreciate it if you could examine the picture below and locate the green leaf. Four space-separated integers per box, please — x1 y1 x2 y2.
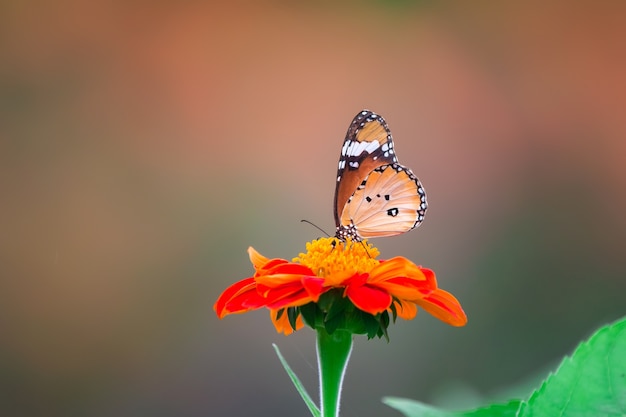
317 290 337 311
389 301 398 322
299 302 321 329
379 311 391 341
362 311 381 339
272 343 320 417
383 316 626 417
324 310 345 335
383 397 522 417
325 293 351 322
287 306 299 331
520 316 626 417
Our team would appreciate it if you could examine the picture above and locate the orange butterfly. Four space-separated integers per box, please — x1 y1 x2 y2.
334 110 427 242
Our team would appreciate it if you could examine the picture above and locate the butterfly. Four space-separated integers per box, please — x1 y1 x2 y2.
334 110 427 242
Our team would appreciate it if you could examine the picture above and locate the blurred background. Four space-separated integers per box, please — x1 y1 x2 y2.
1 1 625 416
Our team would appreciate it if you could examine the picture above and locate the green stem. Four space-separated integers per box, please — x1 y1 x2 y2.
316 328 353 417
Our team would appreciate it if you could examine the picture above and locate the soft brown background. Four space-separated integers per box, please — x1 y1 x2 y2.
1 1 625 416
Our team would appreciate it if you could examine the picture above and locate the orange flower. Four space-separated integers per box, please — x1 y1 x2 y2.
214 238 467 337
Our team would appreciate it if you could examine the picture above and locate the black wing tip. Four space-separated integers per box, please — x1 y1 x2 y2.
346 109 390 138
352 109 385 123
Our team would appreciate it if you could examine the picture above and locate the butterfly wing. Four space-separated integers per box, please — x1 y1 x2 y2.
333 110 398 228
341 163 427 238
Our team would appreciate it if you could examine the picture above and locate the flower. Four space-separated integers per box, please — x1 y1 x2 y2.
214 237 467 338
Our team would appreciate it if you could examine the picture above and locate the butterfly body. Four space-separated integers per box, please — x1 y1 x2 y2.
334 110 427 242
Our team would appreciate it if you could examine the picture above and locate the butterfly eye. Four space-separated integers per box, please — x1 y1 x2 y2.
333 110 427 242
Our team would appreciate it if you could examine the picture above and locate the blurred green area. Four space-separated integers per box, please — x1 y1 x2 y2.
1 2 625 416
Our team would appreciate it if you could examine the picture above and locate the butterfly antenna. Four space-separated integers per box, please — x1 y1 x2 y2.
300 220 331 237
360 241 372 258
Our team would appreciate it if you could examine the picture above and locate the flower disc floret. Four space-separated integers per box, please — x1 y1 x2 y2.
294 237 380 280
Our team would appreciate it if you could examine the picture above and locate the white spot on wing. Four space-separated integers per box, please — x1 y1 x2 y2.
346 139 380 157
363 139 380 154
346 141 356 156
341 141 350 156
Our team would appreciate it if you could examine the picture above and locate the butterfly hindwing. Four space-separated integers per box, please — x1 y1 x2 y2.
334 110 428 242
341 164 426 238
333 110 398 227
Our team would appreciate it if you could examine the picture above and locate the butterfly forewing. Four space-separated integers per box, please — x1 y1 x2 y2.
341 164 427 238
333 110 397 227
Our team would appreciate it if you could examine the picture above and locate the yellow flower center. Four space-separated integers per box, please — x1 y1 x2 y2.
293 237 380 277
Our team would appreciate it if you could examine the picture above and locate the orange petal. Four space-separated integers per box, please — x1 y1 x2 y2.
264 286 315 309
213 277 264 318
415 289 467 327
377 275 438 300
323 270 357 287
392 299 418 320
368 257 426 283
345 282 392 315
247 247 269 269
255 271 312 288
271 309 304 335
